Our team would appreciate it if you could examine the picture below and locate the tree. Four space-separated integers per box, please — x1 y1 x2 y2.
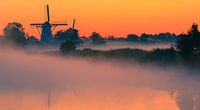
55 30 66 41
176 23 200 57
55 28 81 44
127 34 139 42
60 40 77 54
189 24 200 54
3 22 26 46
26 36 39 45
89 32 106 44
176 34 193 57
140 33 154 42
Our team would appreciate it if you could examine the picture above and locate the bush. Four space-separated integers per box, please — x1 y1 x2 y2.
60 40 76 53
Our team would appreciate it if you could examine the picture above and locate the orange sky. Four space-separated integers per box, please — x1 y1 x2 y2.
0 0 200 38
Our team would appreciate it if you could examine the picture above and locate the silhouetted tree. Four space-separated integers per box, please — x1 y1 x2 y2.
127 34 139 42
176 23 200 57
89 32 106 44
176 34 193 57
55 30 66 41
55 28 81 44
140 33 154 42
60 40 77 53
189 24 200 54
3 22 26 46
155 33 177 42
26 36 39 45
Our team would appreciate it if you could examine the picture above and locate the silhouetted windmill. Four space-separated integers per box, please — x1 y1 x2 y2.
30 5 67 43
65 19 82 44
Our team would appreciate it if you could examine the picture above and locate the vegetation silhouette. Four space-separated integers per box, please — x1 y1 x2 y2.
26 36 39 45
3 22 27 46
60 40 77 54
89 32 106 44
55 28 81 45
127 34 140 42
105 33 177 43
59 23 200 68
176 23 200 58
55 19 81 45
0 21 199 67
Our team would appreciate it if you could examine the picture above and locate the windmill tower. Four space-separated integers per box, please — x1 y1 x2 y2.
30 5 67 43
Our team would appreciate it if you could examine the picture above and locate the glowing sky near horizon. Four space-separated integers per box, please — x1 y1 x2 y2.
0 0 200 38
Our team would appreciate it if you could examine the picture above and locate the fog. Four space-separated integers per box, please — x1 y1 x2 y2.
78 41 173 51
24 41 173 53
0 47 199 110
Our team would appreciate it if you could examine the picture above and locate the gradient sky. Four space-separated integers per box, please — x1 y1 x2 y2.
0 0 200 38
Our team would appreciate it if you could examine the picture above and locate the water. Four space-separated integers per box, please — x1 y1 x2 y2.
0 47 199 110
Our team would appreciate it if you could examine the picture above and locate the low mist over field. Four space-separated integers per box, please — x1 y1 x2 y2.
0 47 199 110
78 41 173 51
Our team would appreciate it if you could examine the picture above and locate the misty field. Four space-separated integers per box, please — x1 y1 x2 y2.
0 47 199 110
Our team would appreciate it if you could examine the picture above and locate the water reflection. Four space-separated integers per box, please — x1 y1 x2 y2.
0 87 179 110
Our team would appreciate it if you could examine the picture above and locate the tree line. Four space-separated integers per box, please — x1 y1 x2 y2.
0 22 200 65
60 23 200 67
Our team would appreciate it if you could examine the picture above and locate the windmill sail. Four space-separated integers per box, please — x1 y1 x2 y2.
46 5 50 22
72 19 76 29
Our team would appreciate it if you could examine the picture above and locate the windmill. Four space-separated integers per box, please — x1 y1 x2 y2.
30 4 67 43
65 19 82 44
